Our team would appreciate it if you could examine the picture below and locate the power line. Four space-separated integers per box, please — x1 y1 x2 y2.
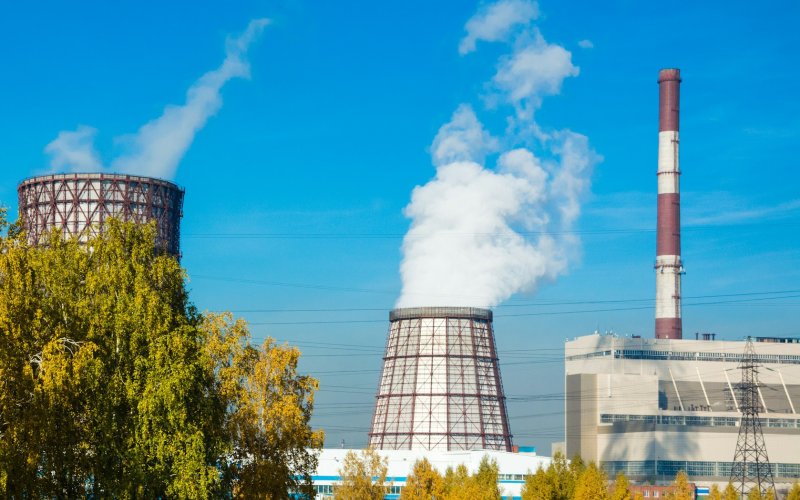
242 293 800 325
182 220 800 240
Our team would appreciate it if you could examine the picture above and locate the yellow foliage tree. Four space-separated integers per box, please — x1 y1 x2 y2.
335 448 389 500
401 458 444 500
666 471 694 500
205 313 324 498
521 466 553 500
441 456 502 500
573 463 610 500
520 451 585 500
722 483 740 500
748 487 764 500
707 483 722 500
788 482 800 500
611 471 632 500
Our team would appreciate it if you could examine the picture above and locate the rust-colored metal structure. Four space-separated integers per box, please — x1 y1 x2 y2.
655 68 684 339
17 173 184 256
368 307 513 451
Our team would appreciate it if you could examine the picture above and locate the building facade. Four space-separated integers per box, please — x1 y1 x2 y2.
565 333 800 488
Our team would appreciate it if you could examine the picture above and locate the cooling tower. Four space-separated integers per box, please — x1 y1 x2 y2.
368 307 512 451
17 173 184 256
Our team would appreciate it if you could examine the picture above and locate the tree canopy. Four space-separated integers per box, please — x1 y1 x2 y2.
0 217 322 498
335 448 389 500
401 457 445 500
521 452 587 500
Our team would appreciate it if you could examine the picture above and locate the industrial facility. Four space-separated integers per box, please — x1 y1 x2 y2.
368 307 512 451
563 68 800 493
564 334 800 486
17 172 184 256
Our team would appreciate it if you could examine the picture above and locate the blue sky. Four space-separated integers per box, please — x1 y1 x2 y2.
1 0 798 450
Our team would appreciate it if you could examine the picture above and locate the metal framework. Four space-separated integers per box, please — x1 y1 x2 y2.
730 337 776 497
368 307 512 451
17 173 184 256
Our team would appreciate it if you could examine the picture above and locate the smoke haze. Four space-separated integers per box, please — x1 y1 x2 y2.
43 19 269 179
397 0 597 308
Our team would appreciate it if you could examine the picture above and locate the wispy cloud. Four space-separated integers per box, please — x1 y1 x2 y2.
459 0 539 55
685 197 800 226
586 191 800 228
577 39 593 49
44 19 269 180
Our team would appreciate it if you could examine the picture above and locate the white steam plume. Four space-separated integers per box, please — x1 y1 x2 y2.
43 19 269 179
397 1 597 308
44 126 103 172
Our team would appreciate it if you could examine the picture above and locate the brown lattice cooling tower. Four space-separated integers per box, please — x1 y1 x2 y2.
17 173 184 256
368 307 513 451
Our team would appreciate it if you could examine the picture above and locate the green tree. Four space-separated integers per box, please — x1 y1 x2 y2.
666 471 694 500
611 471 632 500
0 219 322 498
335 448 389 500
401 458 444 500
573 463 610 500
788 482 800 500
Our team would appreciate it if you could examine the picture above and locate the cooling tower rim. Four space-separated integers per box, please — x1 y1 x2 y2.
390 306 492 321
18 172 184 192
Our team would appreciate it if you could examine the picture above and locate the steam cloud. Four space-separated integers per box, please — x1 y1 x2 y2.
43 19 269 179
397 0 597 308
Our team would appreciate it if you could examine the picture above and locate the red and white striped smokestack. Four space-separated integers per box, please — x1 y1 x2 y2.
655 68 683 340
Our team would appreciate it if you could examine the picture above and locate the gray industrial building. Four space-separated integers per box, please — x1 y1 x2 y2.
564 333 800 487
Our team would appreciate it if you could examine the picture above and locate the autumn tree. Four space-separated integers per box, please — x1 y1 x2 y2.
611 471 632 500
401 458 444 500
0 218 322 498
707 484 722 500
748 487 764 500
439 457 502 500
573 463 610 500
204 313 324 498
722 483 740 500
788 482 800 500
666 471 694 500
335 448 389 500
472 455 502 500
521 451 585 500
521 466 553 500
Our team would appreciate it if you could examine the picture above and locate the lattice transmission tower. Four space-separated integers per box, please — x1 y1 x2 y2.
730 336 776 498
